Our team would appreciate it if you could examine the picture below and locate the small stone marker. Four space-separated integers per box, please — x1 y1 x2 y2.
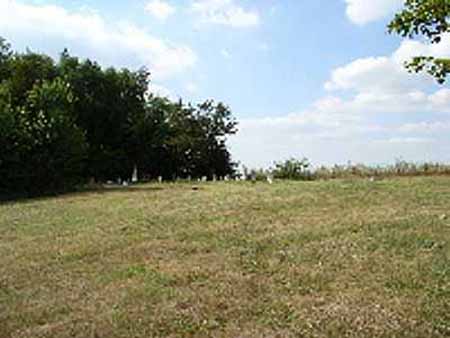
132 165 138 183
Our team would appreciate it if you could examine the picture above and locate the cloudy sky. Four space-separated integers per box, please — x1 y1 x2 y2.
1 0 449 167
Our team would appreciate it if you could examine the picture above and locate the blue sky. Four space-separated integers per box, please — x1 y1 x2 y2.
1 0 449 167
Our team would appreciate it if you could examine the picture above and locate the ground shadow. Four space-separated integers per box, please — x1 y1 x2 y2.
0 184 166 204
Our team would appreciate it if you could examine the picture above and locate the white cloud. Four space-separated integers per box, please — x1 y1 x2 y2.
398 121 450 134
148 83 176 100
185 82 198 94
429 89 450 113
322 34 450 115
345 0 403 25
0 0 196 80
325 33 450 95
230 99 450 168
393 34 450 62
191 0 260 28
229 35 450 168
324 56 429 94
145 0 175 21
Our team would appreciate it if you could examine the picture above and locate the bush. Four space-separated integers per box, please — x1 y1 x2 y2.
273 158 313 180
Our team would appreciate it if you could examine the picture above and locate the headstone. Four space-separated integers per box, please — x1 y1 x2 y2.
158 176 163 183
132 165 138 183
267 176 273 185
202 176 208 182
122 180 129 187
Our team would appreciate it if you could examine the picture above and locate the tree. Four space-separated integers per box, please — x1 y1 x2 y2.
194 100 238 178
7 52 57 106
0 37 238 197
58 51 150 181
273 158 312 180
0 37 12 81
129 95 174 179
388 0 450 83
22 78 87 193
0 77 88 196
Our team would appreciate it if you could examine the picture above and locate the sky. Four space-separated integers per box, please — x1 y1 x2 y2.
1 0 449 168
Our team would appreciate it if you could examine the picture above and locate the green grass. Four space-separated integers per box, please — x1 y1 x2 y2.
1 177 450 337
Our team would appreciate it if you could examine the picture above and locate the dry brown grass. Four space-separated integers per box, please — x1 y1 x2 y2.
1 177 449 337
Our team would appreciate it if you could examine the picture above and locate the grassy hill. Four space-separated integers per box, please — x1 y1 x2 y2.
1 177 449 337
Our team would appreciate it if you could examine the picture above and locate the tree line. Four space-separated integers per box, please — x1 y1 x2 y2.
0 38 238 198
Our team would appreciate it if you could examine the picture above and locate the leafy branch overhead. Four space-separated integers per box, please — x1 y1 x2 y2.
388 0 450 83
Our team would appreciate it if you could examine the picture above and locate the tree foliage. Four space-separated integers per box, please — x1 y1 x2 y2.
388 0 450 83
272 158 312 180
0 39 237 198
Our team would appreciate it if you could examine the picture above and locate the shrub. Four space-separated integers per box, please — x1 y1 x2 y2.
273 158 313 181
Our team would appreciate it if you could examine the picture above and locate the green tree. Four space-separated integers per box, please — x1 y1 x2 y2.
0 37 12 81
0 77 87 196
388 0 450 83
131 95 174 179
273 158 312 180
58 51 149 181
194 100 238 178
0 37 238 197
7 52 57 106
20 78 87 194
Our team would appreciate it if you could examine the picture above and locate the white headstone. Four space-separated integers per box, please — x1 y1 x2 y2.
132 165 138 183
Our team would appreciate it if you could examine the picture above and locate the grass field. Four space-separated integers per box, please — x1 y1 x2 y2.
1 177 450 337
